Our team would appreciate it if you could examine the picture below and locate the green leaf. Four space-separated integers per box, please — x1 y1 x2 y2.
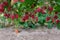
23 22 29 28
54 5 60 12
7 0 11 5
57 23 60 29
47 23 53 29
28 22 35 29
0 24 4 28
31 24 35 29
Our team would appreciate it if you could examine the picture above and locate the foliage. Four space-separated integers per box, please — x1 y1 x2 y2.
0 0 60 29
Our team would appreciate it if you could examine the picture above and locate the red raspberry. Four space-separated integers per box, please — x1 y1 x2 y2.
22 17 26 22
7 14 10 18
15 14 19 19
54 15 58 19
41 9 45 14
3 1 8 6
46 17 51 22
4 13 10 18
25 15 29 20
36 7 42 12
48 6 53 12
31 14 35 19
0 4 4 7
0 8 4 12
56 20 60 24
8 6 11 11
4 13 7 17
0 4 4 12
55 12 58 14
10 14 15 20
22 15 29 22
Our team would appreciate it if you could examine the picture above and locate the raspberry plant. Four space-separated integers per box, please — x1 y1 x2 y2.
0 0 60 29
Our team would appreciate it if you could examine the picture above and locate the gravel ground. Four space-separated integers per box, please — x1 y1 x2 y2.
0 27 60 40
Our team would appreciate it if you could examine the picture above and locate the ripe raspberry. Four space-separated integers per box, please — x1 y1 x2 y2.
48 6 53 12
55 12 58 14
15 14 19 19
56 20 60 24
46 17 51 22
54 15 58 19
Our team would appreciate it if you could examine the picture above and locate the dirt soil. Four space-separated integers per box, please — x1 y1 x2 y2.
0 27 60 40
